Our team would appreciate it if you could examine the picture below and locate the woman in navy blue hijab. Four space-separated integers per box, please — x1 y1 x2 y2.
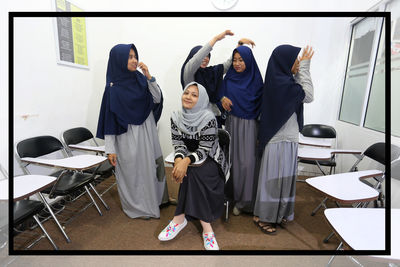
219 45 264 216
96 43 167 220
253 45 314 235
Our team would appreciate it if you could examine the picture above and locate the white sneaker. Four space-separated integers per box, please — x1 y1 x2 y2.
233 206 241 216
203 232 219 250
158 218 187 241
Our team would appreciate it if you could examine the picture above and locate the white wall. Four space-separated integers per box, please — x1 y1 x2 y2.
8 0 399 205
13 16 355 175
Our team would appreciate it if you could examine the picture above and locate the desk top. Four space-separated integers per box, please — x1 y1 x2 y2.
306 170 383 203
298 147 362 161
374 209 400 261
0 175 56 201
69 144 105 153
299 134 333 148
164 152 205 166
325 208 385 250
21 154 107 171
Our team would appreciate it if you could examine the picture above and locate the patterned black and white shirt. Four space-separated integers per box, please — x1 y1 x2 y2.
171 117 230 181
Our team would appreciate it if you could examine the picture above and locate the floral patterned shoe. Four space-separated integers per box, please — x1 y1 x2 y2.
203 232 219 250
158 218 187 241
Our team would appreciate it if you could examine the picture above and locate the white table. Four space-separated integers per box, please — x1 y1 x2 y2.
1 175 57 201
21 154 107 171
298 147 362 161
306 169 383 204
324 208 385 250
299 134 333 148
68 144 105 153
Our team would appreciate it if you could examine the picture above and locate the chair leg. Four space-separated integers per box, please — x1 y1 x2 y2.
37 193 70 243
323 231 335 243
316 161 326 176
89 183 110 210
327 242 343 266
348 256 364 267
225 200 229 222
311 197 328 216
32 215 58 250
84 186 103 216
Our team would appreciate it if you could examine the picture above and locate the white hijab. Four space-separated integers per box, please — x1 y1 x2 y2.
171 82 215 135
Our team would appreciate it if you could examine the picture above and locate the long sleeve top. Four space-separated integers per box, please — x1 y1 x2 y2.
182 43 231 87
269 59 314 144
105 78 162 154
171 117 230 180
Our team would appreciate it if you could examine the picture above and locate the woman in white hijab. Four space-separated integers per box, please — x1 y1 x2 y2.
158 82 229 250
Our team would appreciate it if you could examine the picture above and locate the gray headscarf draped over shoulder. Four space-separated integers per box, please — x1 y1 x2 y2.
171 82 216 135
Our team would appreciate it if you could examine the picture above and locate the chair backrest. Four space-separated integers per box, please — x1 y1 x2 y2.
63 127 94 146
363 142 386 165
392 158 400 181
301 124 336 139
16 136 65 158
218 129 230 161
390 144 400 163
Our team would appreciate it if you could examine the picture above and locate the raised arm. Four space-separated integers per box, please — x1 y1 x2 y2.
295 46 314 103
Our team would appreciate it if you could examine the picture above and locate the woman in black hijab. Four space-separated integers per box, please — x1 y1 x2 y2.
254 45 314 235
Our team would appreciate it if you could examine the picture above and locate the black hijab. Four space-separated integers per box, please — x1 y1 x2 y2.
258 45 305 154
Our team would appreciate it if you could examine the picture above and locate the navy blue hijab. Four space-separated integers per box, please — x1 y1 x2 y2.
96 44 163 139
220 46 263 119
258 45 305 154
180 46 224 104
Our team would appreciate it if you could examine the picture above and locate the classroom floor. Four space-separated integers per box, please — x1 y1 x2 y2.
12 169 346 251
2 168 396 266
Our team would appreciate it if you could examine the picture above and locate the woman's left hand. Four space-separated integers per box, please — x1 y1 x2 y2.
138 62 152 80
172 157 191 183
238 38 255 48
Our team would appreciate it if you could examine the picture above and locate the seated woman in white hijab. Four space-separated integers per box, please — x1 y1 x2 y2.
158 82 229 250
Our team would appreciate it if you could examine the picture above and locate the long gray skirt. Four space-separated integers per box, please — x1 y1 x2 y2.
113 113 168 219
225 115 258 210
174 158 224 223
253 141 298 224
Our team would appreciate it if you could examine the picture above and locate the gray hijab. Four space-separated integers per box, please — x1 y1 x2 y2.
171 82 215 135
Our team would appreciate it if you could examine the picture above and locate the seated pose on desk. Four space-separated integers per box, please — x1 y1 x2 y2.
158 82 229 250
181 30 255 127
219 44 264 215
253 45 314 234
96 43 168 220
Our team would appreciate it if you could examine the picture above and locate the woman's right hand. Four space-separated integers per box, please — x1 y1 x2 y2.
299 45 314 61
221 96 233 112
108 153 117 167
210 30 234 46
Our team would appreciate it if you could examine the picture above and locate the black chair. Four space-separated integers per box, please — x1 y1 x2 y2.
350 142 400 208
13 200 58 250
218 129 231 222
299 124 337 175
62 127 116 196
15 135 109 242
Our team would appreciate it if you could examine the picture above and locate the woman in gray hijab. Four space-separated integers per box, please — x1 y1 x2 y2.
158 82 229 250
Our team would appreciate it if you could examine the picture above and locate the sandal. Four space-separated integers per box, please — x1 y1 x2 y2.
278 218 288 228
257 222 277 235
253 216 260 226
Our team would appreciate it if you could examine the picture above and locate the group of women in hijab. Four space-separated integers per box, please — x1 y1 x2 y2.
96 29 314 250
